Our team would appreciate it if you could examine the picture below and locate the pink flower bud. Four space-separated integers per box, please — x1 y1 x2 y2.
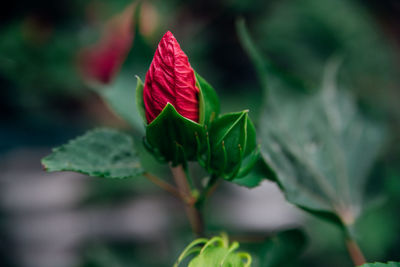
143 31 199 123
78 3 135 84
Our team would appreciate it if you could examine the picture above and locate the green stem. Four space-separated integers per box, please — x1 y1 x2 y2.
170 164 205 237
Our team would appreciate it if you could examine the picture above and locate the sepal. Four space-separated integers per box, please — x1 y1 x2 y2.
196 72 220 126
236 145 260 178
145 103 206 166
135 75 147 124
202 110 258 179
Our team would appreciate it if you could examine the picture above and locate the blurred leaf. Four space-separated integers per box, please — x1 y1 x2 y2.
261 59 385 227
42 128 143 179
355 204 397 259
236 18 309 96
100 74 145 134
258 229 307 267
360 263 400 267
250 0 400 100
236 18 269 94
238 21 386 230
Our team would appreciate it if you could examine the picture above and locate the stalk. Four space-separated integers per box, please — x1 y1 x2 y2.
170 164 205 237
345 237 366 266
344 223 366 266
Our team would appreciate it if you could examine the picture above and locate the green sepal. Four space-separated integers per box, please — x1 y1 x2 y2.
145 103 206 166
231 154 277 188
135 76 147 125
236 145 260 178
204 110 257 179
196 72 220 126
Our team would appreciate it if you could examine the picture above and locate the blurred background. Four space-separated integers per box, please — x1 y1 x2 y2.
1 0 400 266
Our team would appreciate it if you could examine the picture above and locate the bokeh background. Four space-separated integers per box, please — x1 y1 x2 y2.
1 0 400 266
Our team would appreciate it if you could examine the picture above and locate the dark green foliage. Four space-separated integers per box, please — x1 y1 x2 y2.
238 20 386 230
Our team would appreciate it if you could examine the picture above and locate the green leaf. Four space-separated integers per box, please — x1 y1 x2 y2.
99 74 145 134
236 18 308 97
145 103 206 166
262 60 384 227
42 128 143 179
236 18 269 95
239 22 386 228
196 72 220 126
360 263 400 267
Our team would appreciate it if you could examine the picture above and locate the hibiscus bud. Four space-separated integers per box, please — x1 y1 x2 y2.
203 110 258 179
136 32 219 165
78 3 135 84
143 31 200 124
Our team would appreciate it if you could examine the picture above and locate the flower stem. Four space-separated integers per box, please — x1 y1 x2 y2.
170 164 204 237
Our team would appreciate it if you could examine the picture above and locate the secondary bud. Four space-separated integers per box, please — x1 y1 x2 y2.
143 31 199 124
204 110 258 179
78 3 135 84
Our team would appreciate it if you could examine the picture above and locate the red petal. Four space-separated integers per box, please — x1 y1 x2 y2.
143 31 199 123
77 3 135 84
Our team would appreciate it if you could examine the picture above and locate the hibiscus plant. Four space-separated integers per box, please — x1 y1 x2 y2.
43 27 260 266
41 4 396 267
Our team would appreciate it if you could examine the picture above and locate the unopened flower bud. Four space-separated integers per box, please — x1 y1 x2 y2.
143 31 199 124
78 3 135 84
